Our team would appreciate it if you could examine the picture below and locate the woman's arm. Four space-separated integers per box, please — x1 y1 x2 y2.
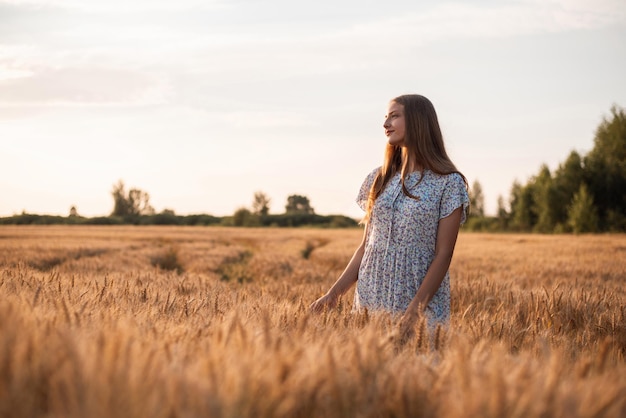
399 206 463 327
309 224 368 313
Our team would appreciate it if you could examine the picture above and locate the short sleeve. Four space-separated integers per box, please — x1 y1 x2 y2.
356 167 380 211
439 173 470 224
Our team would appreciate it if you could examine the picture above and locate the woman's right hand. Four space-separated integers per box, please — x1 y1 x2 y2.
309 292 339 314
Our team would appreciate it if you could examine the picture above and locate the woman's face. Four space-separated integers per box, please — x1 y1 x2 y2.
383 101 406 146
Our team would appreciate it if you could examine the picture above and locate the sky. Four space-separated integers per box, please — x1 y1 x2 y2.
1 0 625 219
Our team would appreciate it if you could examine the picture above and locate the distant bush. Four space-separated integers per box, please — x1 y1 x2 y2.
0 212 357 228
258 213 358 228
463 216 501 232
328 215 360 228
216 250 253 283
143 213 182 225
232 208 261 227
84 216 124 225
181 214 222 226
0 213 71 225
150 246 184 274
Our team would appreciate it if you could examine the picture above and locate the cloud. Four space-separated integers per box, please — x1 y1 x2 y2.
0 0 227 13
327 0 626 50
0 67 167 105
0 0 623 109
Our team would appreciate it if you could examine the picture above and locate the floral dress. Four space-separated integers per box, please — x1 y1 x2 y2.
354 167 469 326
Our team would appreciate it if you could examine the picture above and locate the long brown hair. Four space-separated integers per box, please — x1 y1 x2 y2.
364 94 468 222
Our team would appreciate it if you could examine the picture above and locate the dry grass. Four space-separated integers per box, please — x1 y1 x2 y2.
0 225 624 418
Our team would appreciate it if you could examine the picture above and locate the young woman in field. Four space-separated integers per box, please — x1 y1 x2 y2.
310 94 469 334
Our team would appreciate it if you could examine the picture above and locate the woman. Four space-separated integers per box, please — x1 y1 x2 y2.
310 94 469 333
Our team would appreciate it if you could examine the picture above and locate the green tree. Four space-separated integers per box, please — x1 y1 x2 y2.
285 195 314 214
232 207 260 227
111 181 130 217
128 189 155 216
111 180 154 217
496 195 508 229
502 104 624 233
469 180 485 217
584 105 626 231
567 183 598 234
509 181 535 231
531 165 558 233
252 191 271 216
552 150 584 230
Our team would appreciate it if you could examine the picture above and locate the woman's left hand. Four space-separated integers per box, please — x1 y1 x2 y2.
397 308 420 341
384 310 419 347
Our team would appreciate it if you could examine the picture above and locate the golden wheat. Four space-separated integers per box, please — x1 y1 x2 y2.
0 225 624 417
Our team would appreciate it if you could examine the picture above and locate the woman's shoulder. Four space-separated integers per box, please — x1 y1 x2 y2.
366 166 381 178
428 170 465 183
360 166 381 186
423 171 467 194
356 166 382 210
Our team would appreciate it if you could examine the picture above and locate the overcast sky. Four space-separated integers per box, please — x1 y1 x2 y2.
1 0 625 218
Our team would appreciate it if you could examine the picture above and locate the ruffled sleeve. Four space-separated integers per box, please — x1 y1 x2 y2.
356 167 381 211
439 173 470 224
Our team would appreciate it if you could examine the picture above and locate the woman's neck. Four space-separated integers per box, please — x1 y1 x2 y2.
403 153 422 173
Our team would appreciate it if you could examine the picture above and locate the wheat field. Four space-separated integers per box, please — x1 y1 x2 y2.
0 225 624 418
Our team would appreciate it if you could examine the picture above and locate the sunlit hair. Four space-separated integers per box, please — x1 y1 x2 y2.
363 94 468 223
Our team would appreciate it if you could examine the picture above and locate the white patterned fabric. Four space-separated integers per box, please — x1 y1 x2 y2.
354 167 469 326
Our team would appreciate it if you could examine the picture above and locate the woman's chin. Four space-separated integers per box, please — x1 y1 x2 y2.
387 138 405 146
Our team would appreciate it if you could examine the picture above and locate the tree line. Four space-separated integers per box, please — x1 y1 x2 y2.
1 183 357 228
465 105 625 233
2 105 623 232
